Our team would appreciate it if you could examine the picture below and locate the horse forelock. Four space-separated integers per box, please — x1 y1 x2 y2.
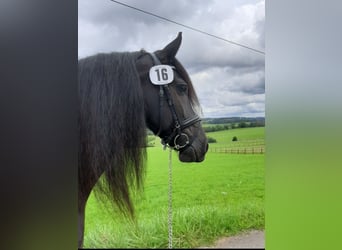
173 58 202 116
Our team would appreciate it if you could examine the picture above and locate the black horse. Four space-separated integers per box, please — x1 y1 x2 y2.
78 32 208 248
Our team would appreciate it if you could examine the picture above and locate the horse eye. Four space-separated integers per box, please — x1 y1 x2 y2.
177 84 188 93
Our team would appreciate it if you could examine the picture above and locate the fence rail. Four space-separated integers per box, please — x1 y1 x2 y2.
209 147 264 154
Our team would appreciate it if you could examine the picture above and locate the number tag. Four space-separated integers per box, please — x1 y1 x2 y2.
149 65 174 85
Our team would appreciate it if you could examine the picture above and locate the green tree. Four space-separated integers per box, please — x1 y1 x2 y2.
238 122 247 128
207 137 217 143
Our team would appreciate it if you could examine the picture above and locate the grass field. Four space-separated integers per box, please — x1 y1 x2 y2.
83 127 265 248
206 127 264 149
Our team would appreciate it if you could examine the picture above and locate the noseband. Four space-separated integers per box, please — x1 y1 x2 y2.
149 53 201 150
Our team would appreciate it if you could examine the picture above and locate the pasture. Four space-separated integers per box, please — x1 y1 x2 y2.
206 126 264 148
83 127 265 248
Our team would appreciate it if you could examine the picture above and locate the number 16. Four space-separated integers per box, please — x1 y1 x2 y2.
155 68 168 81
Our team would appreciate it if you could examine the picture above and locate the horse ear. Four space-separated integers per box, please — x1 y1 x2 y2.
160 32 182 60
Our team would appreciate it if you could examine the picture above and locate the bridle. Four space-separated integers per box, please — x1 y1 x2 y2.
149 53 201 151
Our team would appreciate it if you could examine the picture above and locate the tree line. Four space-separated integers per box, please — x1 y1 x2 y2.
203 121 264 133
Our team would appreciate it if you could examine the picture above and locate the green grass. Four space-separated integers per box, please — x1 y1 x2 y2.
207 127 265 149
83 127 265 248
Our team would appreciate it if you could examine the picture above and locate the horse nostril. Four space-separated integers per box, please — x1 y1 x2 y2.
205 143 209 153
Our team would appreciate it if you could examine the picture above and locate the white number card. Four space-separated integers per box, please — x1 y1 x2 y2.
149 65 174 85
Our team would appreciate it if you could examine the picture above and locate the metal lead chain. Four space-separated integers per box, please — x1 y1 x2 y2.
168 147 173 249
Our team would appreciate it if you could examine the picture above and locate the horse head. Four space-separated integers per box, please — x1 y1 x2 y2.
136 32 208 162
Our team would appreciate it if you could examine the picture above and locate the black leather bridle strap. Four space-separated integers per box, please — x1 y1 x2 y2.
150 53 162 65
156 86 164 137
163 85 181 130
181 115 201 129
148 52 201 150
160 84 201 149
150 53 164 137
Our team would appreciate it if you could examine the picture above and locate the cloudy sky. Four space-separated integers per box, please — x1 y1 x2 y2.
78 0 265 118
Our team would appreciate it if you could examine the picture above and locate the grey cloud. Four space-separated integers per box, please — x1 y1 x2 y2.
78 0 265 118
226 72 265 94
79 0 213 27
254 18 265 49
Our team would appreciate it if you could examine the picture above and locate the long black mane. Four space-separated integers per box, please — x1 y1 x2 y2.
78 51 146 215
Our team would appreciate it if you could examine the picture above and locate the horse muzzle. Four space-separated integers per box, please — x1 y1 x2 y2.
178 139 208 162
